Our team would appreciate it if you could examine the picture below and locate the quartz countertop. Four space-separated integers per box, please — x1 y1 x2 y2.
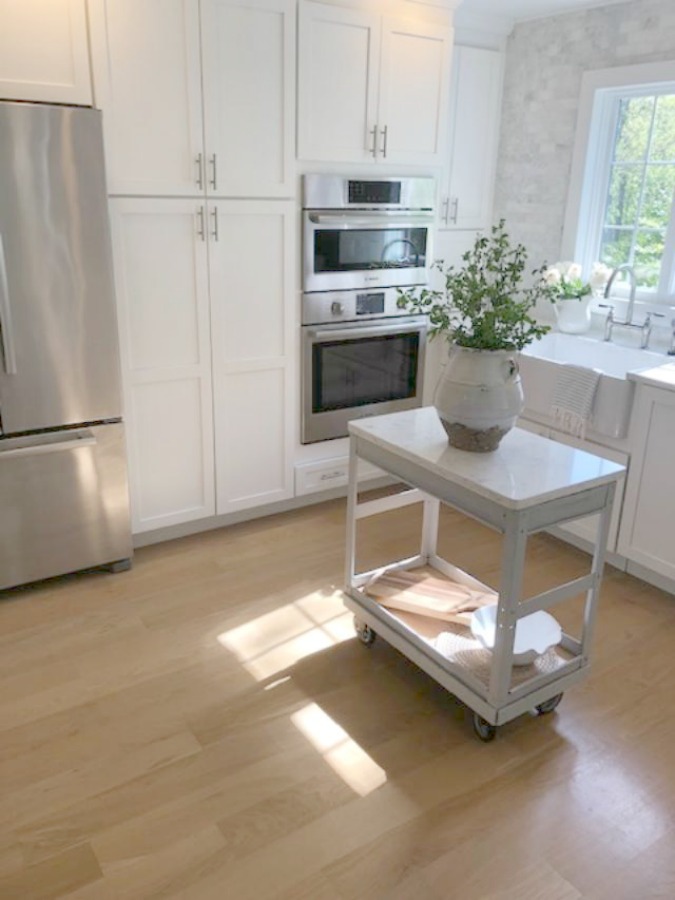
628 362 675 390
349 407 625 510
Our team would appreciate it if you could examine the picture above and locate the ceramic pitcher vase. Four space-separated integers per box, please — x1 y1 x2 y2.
435 344 524 452
555 296 592 334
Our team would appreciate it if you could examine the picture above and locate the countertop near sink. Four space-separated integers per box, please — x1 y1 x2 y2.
628 362 675 390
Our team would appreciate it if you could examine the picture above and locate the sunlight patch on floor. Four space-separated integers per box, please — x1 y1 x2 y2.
291 702 387 797
217 588 355 680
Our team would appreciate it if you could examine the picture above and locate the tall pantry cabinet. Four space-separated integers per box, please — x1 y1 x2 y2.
89 0 296 533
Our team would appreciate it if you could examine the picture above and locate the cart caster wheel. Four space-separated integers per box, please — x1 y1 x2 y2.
473 713 497 742
536 693 564 715
354 618 376 647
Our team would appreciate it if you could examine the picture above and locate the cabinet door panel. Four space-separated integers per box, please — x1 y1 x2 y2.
378 18 452 165
110 199 215 532
297 3 380 163
619 388 675 579
441 46 502 230
201 0 294 197
89 0 203 196
0 0 91 104
214 369 291 512
209 201 294 514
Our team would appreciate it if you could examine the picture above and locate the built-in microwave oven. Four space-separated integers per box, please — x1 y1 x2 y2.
302 174 435 294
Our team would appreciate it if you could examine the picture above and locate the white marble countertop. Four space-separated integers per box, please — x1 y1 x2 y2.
349 407 625 510
628 362 675 390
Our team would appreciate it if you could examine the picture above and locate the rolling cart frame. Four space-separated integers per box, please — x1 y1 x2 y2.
343 414 623 740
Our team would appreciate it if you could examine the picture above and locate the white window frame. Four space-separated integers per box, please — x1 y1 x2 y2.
562 61 675 316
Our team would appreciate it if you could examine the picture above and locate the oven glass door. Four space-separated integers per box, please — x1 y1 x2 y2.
302 318 427 443
304 212 432 292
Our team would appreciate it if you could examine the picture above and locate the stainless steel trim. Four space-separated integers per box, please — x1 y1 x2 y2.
195 153 203 189
380 124 388 158
0 429 97 459
307 320 421 342
196 206 205 241
209 153 217 190
308 211 434 229
303 174 436 211
211 206 219 242
0 235 17 375
369 126 377 157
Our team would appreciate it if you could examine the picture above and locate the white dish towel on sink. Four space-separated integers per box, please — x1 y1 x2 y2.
551 363 601 439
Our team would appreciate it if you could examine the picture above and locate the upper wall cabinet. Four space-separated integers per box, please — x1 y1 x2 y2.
0 0 92 105
297 2 453 165
439 45 503 231
89 0 295 198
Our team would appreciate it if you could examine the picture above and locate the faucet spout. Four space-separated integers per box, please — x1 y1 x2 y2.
604 264 637 324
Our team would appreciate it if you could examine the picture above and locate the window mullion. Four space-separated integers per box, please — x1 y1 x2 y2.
628 99 658 267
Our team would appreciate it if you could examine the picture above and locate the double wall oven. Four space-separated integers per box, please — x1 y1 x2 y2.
301 174 434 444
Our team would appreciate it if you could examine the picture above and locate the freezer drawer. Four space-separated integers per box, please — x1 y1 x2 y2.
0 423 132 590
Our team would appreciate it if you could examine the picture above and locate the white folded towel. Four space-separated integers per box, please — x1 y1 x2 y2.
551 363 600 439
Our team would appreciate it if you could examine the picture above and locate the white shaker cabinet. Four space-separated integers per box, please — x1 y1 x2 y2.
89 0 295 198
297 1 452 165
109 199 216 533
209 201 295 515
439 45 502 231
0 0 91 104
618 385 675 582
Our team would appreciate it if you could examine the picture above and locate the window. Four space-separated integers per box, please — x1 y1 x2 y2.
564 62 675 308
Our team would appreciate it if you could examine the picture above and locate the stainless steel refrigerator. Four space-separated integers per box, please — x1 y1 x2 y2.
0 101 132 590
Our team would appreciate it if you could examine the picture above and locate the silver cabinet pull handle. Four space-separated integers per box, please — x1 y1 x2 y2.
211 207 219 242
442 197 450 224
0 235 17 375
369 125 377 157
196 206 206 241
209 154 217 190
380 125 388 158
195 153 203 189
450 197 459 224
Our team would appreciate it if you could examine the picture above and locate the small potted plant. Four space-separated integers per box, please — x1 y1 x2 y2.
543 260 612 334
397 220 553 452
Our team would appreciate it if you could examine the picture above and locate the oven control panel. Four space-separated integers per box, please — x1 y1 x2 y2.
302 287 414 325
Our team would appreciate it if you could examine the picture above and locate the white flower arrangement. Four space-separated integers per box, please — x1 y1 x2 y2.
543 261 612 301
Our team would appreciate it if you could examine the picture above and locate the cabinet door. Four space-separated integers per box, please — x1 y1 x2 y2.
378 17 452 165
89 0 203 196
618 387 675 580
0 0 91 104
546 430 627 554
201 0 295 197
109 199 215 533
208 201 295 514
297 2 380 163
440 46 502 230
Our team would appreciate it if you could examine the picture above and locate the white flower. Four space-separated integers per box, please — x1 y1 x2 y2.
590 261 612 289
543 266 562 286
552 261 573 277
566 263 582 280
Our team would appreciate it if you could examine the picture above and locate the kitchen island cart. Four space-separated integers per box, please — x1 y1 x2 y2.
344 408 625 740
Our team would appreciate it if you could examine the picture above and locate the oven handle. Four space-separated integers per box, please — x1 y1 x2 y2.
307 321 426 342
308 212 433 229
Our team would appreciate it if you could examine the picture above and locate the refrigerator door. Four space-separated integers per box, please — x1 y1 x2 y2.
0 423 132 590
0 102 123 434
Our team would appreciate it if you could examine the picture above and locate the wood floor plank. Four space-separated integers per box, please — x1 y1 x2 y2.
0 497 674 898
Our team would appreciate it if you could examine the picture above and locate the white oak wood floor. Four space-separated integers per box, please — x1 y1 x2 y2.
1 495 674 899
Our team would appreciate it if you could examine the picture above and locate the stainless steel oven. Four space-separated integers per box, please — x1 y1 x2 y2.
303 174 435 293
301 174 434 444
301 288 427 444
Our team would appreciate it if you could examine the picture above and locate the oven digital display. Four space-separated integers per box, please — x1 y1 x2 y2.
348 180 401 205
356 292 385 316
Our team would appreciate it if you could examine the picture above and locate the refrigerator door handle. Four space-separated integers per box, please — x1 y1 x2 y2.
0 236 17 375
0 429 97 459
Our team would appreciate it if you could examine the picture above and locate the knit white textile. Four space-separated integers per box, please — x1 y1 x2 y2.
551 364 600 439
